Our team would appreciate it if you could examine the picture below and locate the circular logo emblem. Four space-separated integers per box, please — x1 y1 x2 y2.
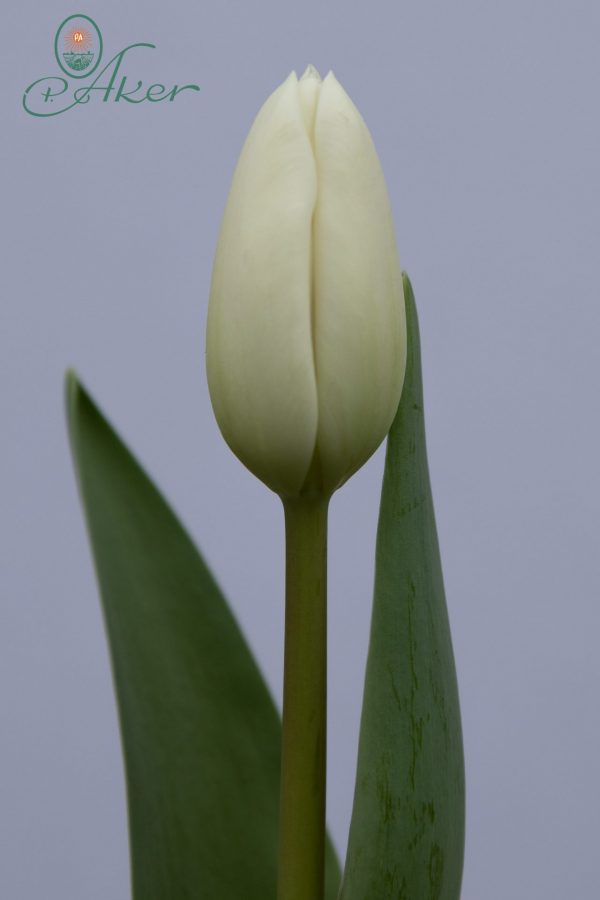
54 14 102 79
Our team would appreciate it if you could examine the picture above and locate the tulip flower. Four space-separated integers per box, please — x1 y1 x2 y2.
206 65 406 499
205 66 409 900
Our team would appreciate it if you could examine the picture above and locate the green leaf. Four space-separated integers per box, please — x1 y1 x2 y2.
340 274 465 900
65 374 341 900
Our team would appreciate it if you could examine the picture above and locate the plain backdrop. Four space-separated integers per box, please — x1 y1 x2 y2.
2 2 599 898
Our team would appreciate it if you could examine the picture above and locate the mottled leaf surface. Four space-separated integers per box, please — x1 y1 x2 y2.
340 275 465 900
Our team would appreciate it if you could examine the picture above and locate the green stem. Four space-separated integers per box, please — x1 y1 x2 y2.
277 495 329 900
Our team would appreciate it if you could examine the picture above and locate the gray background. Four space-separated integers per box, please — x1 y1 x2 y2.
2 1 599 897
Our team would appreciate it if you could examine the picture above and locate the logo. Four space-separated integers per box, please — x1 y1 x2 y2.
56 14 102 76
23 13 199 117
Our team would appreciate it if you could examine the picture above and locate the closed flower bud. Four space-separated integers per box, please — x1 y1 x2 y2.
206 66 406 499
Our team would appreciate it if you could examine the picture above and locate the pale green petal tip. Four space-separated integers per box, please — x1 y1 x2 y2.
300 63 321 81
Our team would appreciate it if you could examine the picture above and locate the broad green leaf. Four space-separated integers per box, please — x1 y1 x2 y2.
65 374 341 900
340 275 465 900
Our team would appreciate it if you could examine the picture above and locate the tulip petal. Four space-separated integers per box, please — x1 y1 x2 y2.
312 72 406 493
207 72 318 497
298 64 321 137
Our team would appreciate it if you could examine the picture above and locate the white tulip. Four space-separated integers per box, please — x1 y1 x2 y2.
206 65 406 499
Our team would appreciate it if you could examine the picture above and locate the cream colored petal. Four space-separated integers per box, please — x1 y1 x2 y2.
312 71 406 493
206 71 318 497
298 64 321 137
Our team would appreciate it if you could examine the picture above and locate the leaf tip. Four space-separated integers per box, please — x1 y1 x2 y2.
64 368 88 447
401 270 415 308
64 364 76 408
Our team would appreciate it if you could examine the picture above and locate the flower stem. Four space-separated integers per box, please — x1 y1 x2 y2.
277 495 329 900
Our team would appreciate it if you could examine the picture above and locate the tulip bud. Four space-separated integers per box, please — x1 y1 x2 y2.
206 66 406 499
